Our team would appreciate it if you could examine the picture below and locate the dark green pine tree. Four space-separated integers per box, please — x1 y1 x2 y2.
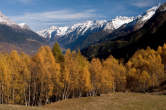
52 42 64 63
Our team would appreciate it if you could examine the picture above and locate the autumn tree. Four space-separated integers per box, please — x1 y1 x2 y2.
103 56 126 92
126 47 164 91
0 41 166 106
19 52 33 106
89 58 113 96
33 46 61 104
74 51 92 97
60 49 79 99
0 53 12 104
9 51 26 104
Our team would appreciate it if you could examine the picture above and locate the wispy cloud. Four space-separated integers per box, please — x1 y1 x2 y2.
131 1 153 8
9 9 97 30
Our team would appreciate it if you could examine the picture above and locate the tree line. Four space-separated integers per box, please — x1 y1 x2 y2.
0 42 166 106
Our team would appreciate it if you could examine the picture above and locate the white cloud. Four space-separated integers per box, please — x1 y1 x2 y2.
9 9 97 30
131 1 153 8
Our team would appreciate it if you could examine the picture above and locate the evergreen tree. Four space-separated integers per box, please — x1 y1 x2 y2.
52 42 64 63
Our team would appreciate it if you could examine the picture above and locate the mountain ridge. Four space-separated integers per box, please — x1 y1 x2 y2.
81 3 166 60
38 6 158 50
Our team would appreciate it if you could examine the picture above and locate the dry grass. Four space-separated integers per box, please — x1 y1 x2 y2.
0 93 166 110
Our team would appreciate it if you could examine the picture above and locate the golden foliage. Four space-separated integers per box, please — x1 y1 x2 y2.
126 47 165 91
0 43 166 106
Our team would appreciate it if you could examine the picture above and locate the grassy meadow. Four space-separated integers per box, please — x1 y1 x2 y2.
0 93 166 110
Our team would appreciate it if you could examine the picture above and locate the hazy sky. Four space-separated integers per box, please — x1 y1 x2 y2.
0 0 165 30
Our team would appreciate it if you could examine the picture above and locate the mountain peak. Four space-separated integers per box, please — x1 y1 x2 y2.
38 5 159 50
139 6 158 22
18 23 31 30
111 16 135 29
157 2 166 12
38 17 135 40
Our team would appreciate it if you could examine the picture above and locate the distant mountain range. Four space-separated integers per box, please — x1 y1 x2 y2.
0 3 164 59
38 6 158 50
38 17 135 50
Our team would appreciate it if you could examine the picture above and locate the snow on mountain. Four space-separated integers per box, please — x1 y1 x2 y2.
18 23 31 30
38 26 69 39
122 6 159 32
37 6 158 50
38 6 159 41
111 16 135 29
0 11 32 31
139 6 159 22
69 20 107 35
38 16 134 40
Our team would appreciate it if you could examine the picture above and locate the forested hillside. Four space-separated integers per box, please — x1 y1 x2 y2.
0 42 166 106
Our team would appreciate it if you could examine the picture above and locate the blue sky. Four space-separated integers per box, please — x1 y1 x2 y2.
0 0 166 30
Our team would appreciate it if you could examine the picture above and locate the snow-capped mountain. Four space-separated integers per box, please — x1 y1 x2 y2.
39 26 69 39
0 11 47 54
139 6 158 22
134 6 159 29
110 16 135 29
38 6 158 50
38 17 134 40
82 3 166 60
38 17 134 49
104 6 159 41
18 23 31 30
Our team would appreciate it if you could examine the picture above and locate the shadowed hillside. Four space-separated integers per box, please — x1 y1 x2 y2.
0 24 47 54
81 3 166 61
